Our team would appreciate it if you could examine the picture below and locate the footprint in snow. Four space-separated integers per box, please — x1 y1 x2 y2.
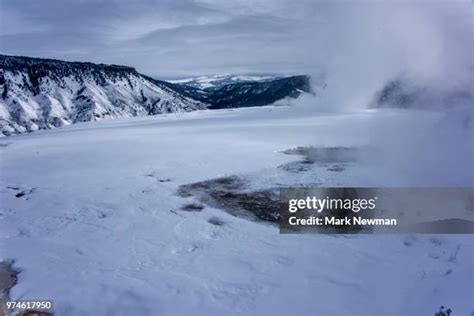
208 217 226 226
7 186 36 199
144 173 172 183
181 203 204 212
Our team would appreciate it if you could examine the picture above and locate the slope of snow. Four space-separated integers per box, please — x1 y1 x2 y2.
0 57 206 136
0 105 472 316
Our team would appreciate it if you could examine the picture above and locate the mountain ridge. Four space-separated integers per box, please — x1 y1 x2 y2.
0 54 311 136
168 74 289 90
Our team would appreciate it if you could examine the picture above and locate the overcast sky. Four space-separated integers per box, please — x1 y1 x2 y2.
0 0 472 79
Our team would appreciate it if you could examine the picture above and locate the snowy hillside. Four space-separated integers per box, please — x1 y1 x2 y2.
168 75 312 110
0 55 207 136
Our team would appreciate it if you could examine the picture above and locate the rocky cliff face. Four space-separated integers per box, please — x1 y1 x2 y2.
0 55 311 136
0 55 206 136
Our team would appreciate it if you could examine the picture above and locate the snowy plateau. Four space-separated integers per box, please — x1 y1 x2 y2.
0 103 473 315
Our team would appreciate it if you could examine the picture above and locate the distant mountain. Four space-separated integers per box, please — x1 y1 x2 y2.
371 78 473 110
0 55 311 136
166 75 311 109
169 74 286 90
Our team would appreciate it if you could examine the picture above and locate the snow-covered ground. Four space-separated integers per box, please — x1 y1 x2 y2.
0 105 472 315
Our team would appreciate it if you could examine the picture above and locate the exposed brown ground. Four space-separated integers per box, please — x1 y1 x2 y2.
0 261 17 316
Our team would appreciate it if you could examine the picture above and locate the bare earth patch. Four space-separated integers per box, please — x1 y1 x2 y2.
178 176 279 222
178 147 361 223
0 260 18 316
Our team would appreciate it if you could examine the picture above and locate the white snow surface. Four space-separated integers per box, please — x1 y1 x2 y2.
0 105 472 316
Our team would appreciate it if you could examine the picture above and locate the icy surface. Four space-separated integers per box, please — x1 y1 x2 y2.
0 105 472 315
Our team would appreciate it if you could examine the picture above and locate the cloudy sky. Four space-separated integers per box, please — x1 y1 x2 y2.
0 0 472 79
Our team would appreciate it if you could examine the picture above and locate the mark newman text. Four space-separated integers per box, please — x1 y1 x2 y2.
288 216 397 226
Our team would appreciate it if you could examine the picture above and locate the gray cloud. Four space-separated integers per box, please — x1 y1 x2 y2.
0 0 472 82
